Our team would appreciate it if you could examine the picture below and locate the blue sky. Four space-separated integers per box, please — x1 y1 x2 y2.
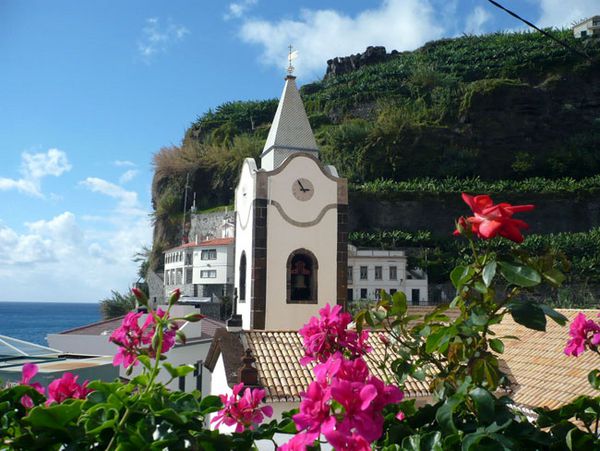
0 0 596 302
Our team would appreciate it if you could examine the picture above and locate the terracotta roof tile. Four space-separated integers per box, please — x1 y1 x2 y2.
244 330 430 403
206 307 600 409
165 238 234 252
492 308 599 410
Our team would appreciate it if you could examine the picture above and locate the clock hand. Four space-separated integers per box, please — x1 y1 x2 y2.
298 180 306 191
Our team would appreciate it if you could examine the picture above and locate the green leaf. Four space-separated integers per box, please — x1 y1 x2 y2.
482 261 497 287
469 387 495 423
199 395 223 415
451 265 472 289
470 308 489 326
507 301 546 331
163 363 195 379
498 261 541 287
539 304 567 326
436 397 461 434
543 268 566 287
25 401 82 432
471 357 501 389
588 369 600 390
391 290 408 316
489 338 504 354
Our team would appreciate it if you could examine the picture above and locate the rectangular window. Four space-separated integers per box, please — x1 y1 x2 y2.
581 30 588 37
201 249 217 260
390 288 397 295
176 269 183 285
411 289 420 305
200 270 217 279
360 288 368 299
185 268 193 284
185 252 193 265
374 266 382 280
389 266 397 280
347 266 353 282
347 288 353 301
360 266 368 280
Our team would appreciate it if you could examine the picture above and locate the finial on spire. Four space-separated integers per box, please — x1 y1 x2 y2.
287 44 297 76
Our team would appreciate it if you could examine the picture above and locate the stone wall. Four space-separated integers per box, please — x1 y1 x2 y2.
348 191 600 237
188 211 235 243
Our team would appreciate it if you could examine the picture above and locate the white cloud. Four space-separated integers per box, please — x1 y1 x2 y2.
119 169 138 184
537 0 599 28
80 177 139 211
465 6 492 35
238 0 444 79
225 0 257 20
0 187 152 302
138 17 189 62
0 149 71 197
114 160 136 167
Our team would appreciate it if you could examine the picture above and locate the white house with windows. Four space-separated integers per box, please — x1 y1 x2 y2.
347 244 428 305
573 16 600 38
163 237 234 301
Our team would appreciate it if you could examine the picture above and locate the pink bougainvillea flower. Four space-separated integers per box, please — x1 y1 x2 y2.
286 352 404 450
299 303 370 365
454 193 534 243
46 372 92 405
110 308 178 368
211 383 273 432
19 363 44 408
564 312 600 357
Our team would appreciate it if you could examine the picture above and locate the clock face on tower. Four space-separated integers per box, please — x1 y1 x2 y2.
292 178 314 201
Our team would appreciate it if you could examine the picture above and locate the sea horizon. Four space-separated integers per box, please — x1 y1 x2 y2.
0 301 101 346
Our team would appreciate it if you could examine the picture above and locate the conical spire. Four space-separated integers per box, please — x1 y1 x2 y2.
260 75 319 171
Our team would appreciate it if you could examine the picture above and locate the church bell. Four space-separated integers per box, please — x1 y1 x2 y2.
292 273 308 289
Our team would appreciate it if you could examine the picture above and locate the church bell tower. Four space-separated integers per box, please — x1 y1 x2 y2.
233 65 348 331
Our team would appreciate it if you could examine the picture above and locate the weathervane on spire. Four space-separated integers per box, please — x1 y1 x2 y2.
287 44 298 76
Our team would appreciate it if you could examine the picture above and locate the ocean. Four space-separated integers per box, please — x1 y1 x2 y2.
0 302 101 347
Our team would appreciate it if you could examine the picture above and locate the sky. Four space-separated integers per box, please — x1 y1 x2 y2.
0 0 597 302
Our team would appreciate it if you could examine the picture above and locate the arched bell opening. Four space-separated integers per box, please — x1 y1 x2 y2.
287 249 318 304
239 251 247 302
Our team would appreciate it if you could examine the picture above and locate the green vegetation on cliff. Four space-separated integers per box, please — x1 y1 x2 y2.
151 29 600 269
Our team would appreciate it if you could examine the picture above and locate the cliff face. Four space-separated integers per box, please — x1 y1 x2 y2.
149 32 600 269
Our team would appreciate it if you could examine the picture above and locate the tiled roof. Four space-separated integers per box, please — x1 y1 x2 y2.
206 307 600 408
59 316 126 336
245 330 430 403
493 309 599 410
164 237 234 253
262 76 318 154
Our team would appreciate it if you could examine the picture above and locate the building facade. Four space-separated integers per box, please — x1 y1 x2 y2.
573 16 600 38
233 74 348 331
163 237 234 301
347 245 429 305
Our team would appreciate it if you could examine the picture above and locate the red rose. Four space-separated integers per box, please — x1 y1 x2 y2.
455 193 534 243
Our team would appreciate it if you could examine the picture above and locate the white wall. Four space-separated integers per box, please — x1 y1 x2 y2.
234 159 257 329
264 156 339 330
193 245 233 285
47 333 118 356
348 253 407 301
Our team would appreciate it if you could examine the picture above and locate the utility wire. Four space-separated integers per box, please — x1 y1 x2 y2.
485 0 593 63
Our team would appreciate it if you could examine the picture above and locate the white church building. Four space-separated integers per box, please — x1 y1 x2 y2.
232 72 348 331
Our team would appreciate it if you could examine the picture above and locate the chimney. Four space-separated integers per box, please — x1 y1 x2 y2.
238 348 259 386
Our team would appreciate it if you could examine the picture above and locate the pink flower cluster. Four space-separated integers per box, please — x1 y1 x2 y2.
564 312 600 357
210 383 273 432
298 304 370 365
109 308 177 368
19 364 92 408
282 353 403 451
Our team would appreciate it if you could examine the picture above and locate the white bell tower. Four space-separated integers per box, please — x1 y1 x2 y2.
232 55 348 331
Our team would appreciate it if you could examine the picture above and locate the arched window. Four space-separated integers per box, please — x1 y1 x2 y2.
239 252 247 302
287 249 318 304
